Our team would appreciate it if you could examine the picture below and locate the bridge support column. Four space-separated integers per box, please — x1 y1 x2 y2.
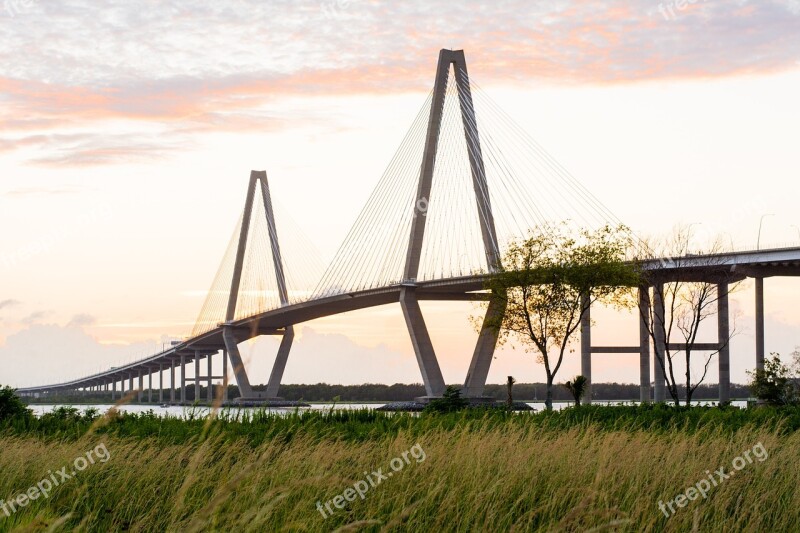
129 373 134 397
180 355 186 404
639 286 652 403
222 349 229 402
580 293 592 405
194 352 201 403
159 363 164 404
137 369 143 403
400 288 446 398
207 353 214 403
463 296 505 397
223 327 258 400
265 327 294 399
170 359 176 404
755 277 765 372
718 282 731 404
653 283 667 403
148 371 153 403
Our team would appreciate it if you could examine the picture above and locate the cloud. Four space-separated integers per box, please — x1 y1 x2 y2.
20 310 52 325
67 313 96 328
0 299 21 310
0 323 159 387
0 0 798 165
3 186 83 196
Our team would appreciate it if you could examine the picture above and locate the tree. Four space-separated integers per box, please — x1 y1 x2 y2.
506 376 516 410
562 375 588 406
748 354 798 406
0 386 32 421
424 385 468 413
641 225 740 406
484 224 639 410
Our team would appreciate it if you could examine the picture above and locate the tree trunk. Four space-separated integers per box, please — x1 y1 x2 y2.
545 377 554 411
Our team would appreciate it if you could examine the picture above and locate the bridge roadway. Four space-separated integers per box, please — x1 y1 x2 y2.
16 246 800 399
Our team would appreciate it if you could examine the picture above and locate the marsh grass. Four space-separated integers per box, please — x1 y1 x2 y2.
1 406 799 531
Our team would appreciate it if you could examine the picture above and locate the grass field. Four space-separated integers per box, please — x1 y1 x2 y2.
1 406 799 531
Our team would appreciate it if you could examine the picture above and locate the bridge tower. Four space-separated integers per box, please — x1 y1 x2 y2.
401 49 506 399
222 170 294 401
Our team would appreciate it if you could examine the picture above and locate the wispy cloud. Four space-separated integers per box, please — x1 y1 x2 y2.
3 185 83 196
20 310 52 325
66 313 96 328
0 299 21 310
0 0 798 165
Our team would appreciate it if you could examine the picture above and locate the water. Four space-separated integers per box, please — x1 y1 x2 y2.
28 399 747 418
28 403 382 418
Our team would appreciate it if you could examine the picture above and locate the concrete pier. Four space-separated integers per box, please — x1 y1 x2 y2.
638 287 651 403
580 293 592 405
755 277 765 371
718 282 730 404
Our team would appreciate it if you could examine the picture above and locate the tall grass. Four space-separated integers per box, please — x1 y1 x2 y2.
1 407 798 531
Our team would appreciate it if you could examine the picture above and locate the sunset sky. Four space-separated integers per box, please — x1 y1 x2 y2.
2 0 800 389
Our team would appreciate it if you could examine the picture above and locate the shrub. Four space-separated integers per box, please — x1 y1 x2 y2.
748 354 798 406
424 386 468 413
0 386 32 421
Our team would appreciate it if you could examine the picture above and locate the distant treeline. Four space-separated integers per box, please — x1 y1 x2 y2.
266 382 752 402
24 382 752 404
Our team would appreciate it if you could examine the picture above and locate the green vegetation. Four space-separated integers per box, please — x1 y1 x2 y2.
10 404 800 445
1 404 799 531
748 354 799 406
0 386 31 422
423 386 468 413
483 223 639 409
562 375 588 406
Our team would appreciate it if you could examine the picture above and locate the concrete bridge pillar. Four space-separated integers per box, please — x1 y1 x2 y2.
137 369 143 403
755 277 765 371
170 359 176 403
222 349 229 402
223 327 257 399
159 363 164 404
128 373 134 396
207 353 213 403
266 327 294 399
653 283 667 403
580 293 592 405
638 286 652 403
180 354 186 404
194 352 201 402
148 371 153 403
718 282 731 404
400 288 446 398
463 296 505 398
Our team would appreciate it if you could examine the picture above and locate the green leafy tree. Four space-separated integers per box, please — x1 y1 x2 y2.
748 354 798 406
424 385 468 413
562 375 588 406
0 386 32 421
484 224 639 410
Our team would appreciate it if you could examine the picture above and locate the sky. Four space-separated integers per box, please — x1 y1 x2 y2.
2 0 800 389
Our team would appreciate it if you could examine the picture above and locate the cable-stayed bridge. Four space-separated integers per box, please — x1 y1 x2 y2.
17 50 800 404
